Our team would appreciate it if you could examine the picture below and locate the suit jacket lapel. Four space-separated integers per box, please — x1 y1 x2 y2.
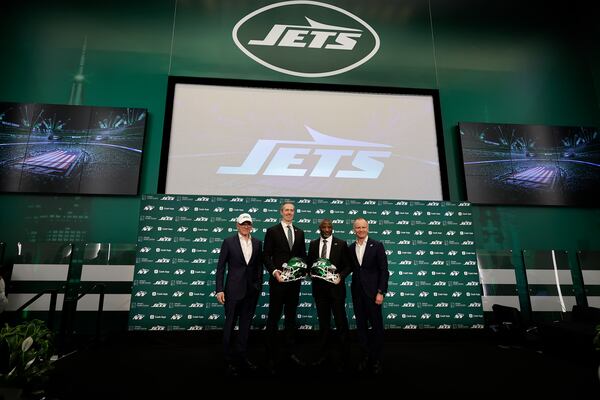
329 237 339 261
349 242 359 266
234 235 248 266
362 238 373 264
248 237 256 266
276 223 288 247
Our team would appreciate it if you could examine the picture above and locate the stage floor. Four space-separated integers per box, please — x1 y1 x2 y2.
47 330 599 398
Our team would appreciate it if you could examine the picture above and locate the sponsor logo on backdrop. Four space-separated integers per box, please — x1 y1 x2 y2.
153 269 169 275
232 1 380 77
150 326 165 331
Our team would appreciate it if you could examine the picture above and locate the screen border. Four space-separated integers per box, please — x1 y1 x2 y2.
158 76 449 200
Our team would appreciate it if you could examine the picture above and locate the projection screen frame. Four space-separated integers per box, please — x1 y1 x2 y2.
158 76 449 200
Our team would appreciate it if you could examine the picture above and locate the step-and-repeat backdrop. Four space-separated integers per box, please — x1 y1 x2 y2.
129 195 483 331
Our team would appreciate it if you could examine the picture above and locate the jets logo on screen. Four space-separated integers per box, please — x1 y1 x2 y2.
217 126 391 179
232 1 380 77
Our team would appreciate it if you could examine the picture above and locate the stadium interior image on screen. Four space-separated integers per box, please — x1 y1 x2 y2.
459 122 600 206
0 102 147 195
160 78 448 200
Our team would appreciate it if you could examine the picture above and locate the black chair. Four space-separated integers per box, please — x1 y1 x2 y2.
491 304 539 348
538 305 600 361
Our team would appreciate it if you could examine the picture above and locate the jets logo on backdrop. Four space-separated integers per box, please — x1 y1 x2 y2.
232 1 380 77
217 126 391 179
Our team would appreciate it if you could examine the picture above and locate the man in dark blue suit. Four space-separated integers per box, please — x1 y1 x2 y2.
263 201 307 371
349 217 389 375
216 213 263 376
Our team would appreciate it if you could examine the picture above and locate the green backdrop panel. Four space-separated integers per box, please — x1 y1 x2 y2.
129 195 482 331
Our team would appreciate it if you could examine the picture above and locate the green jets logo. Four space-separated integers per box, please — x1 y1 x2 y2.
232 1 380 77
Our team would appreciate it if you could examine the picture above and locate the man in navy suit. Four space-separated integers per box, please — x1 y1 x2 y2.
349 217 389 375
263 201 307 371
216 213 263 376
307 218 351 370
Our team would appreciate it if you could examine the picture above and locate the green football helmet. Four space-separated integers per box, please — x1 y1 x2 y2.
280 257 308 282
310 258 340 283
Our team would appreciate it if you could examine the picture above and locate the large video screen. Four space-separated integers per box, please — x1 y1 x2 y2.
0 102 146 195
159 77 448 200
459 122 600 206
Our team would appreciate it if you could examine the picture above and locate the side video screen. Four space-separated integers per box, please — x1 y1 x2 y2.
0 102 147 195
459 122 600 206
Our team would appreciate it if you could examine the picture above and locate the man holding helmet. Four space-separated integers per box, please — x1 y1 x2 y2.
263 201 307 372
307 218 351 371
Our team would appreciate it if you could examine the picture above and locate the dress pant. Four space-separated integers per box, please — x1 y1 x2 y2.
223 290 258 362
314 288 349 362
351 279 384 362
265 279 301 360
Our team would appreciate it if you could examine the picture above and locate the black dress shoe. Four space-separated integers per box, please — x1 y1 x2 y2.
311 356 327 367
289 354 306 367
267 359 277 375
357 357 369 372
226 363 240 377
241 358 258 371
372 361 383 376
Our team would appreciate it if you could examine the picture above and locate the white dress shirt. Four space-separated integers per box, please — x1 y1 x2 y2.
355 235 368 266
238 233 253 265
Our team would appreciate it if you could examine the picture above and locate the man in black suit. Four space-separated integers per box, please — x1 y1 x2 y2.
216 213 263 376
307 219 351 369
349 217 389 375
263 201 306 370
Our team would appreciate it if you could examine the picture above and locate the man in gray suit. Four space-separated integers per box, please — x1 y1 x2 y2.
216 213 263 376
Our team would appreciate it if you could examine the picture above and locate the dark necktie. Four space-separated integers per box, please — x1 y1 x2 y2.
286 225 293 250
321 239 328 258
